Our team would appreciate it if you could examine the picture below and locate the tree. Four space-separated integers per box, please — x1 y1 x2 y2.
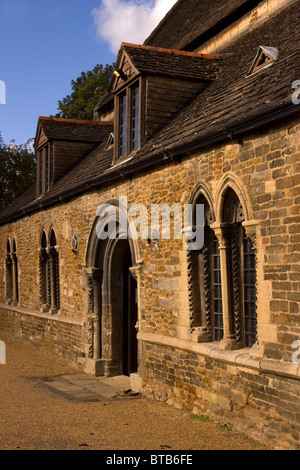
0 139 36 212
56 63 114 120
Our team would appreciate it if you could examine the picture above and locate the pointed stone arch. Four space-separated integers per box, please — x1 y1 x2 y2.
215 174 253 224
85 198 143 377
188 181 216 226
211 174 259 351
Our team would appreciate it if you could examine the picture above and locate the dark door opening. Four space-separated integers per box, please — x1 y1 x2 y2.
122 247 138 376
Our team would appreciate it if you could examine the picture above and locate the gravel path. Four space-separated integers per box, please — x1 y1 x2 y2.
0 331 266 451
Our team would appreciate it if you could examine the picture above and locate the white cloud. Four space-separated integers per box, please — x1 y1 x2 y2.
92 0 177 54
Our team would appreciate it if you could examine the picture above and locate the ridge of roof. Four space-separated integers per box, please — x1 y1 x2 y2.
121 42 233 60
38 116 113 126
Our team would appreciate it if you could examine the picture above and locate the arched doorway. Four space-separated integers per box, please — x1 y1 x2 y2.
104 237 138 377
121 244 138 376
85 201 140 378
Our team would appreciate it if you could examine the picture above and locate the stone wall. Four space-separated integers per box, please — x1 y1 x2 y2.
0 305 85 369
0 115 299 449
141 340 300 450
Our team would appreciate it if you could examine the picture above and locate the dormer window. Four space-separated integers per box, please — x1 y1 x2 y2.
248 46 278 76
115 79 142 160
119 90 127 157
110 42 221 162
37 143 53 196
34 117 114 197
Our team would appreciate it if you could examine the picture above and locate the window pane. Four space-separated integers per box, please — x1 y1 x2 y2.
119 92 127 156
244 235 257 347
131 84 139 151
39 150 43 193
45 146 49 191
213 236 223 342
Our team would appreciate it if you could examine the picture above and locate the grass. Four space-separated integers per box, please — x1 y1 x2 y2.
189 414 233 431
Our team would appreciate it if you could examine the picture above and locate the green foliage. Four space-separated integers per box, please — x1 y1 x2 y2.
190 414 211 422
56 63 114 120
0 138 36 212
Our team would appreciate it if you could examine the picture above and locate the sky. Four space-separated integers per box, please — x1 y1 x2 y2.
0 0 177 146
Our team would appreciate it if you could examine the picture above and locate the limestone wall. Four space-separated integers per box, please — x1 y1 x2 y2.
0 115 299 448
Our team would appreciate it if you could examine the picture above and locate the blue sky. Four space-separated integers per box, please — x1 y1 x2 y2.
0 0 176 146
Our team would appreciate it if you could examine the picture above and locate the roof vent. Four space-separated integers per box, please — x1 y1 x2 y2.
248 46 278 76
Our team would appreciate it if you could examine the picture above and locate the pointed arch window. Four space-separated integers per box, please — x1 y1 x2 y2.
5 240 13 304
38 228 60 314
39 231 49 311
5 238 19 305
48 229 60 313
188 194 223 343
213 188 258 349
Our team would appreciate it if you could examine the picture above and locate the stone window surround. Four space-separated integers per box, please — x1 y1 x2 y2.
5 237 19 307
185 177 261 355
38 228 60 315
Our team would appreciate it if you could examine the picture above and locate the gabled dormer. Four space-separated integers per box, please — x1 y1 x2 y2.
109 43 225 163
34 117 113 197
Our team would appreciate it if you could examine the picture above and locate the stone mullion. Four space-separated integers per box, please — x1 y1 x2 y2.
11 253 19 305
203 232 213 336
231 228 242 344
54 250 60 310
39 250 44 305
46 255 51 309
186 250 198 333
5 254 13 303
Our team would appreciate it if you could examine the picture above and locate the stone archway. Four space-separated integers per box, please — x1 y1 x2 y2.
84 200 141 377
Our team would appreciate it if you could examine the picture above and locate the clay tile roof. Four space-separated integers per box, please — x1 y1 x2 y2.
36 117 113 145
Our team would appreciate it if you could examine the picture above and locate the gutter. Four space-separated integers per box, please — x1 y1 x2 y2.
0 101 299 226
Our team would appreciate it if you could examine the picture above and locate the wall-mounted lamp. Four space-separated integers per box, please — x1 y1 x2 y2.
113 69 127 81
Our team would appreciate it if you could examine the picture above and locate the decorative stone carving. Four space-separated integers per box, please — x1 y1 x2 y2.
71 232 79 255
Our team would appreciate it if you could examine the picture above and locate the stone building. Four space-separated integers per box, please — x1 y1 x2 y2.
0 0 300 450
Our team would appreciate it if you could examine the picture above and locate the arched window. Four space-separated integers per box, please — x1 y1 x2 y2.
11 239 19 305
218 188 258 348
5 240 13 304
5 238 19 305
48 228 60 313
39 228 60 313
39 231 49 311
188 194 223 342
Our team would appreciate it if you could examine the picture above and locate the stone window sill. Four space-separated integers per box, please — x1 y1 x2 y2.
0 302 84 327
